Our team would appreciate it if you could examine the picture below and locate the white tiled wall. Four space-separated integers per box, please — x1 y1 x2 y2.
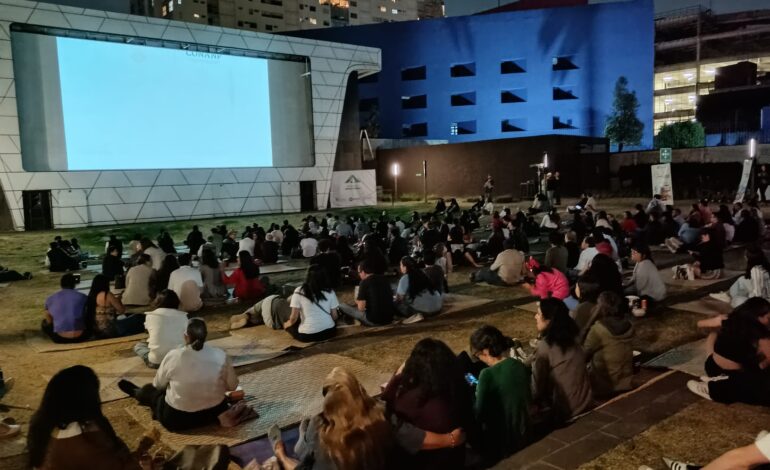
0 0 380 230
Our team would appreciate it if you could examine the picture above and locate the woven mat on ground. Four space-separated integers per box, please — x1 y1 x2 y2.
662 269 742 288
83 335 288 403
670 297 733 316
124 354 390 449
644 338 708 377
25 331 148 353
516 301 540 313
439 293 493 316
0 432 26 459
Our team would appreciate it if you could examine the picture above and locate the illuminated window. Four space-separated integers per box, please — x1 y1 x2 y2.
379 5 386 12
177 0 182 4
392 8 397 14
309 17 317 24
193 12 200 17
168 1 174 12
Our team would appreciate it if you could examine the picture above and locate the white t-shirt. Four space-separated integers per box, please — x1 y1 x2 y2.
290 287 338 334
168 266 204 297
576 247 599 273
144 307 188 365
238 237 255 256
144 246 165 270
154 344 238 412
300 238 318 258
270 229 284 245
756 432 770 460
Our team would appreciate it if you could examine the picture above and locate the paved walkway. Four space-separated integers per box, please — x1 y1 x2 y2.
496 372 699 469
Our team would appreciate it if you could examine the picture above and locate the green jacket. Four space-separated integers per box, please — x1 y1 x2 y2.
584 317 634 397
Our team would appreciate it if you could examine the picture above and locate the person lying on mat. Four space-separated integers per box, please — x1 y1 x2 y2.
285 265 339 343
134 290 188 369
338 259 396 327
29 365 155 470
42 273 88 344
119 318 239 432
261 367 397 470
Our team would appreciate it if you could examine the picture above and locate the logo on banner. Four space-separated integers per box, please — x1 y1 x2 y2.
345 175 361 184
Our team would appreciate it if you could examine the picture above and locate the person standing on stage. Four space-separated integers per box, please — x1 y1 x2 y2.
484 175 495 201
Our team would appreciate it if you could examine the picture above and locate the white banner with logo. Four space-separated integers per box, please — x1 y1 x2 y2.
734 159 754 204
651 163 674 206
330 170 377 208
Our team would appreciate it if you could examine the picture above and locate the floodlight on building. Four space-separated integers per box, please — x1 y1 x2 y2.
750 138 757 159
543 152 548 168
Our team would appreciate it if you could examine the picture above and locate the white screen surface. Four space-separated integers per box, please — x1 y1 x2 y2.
58 37 272 170
13 29 316 171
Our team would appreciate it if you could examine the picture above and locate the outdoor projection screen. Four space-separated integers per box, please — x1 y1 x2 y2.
12 28 315 171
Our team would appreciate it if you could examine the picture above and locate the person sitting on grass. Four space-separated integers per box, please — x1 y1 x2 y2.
523 258 570 301
571 279 601 343
221 251 266 302
647 430 770 470
687 297 770 406
664 213 702 253
382 339 473 470
119 318 239 432
583 291 634 398
153 254 179 294
469 238 524 286
261 233 280 264
544 231 568 274
686 227 724 280
199 248 228 301
101 245 124 282
338 260 396 327
263 367 396 470
311 238 343 290
42 273 88 343
528 299 592 426
469 325 532 465
122 254 156 306
29 365 154 470
47 241 80 272
284 265 339 343
87 274 144 339
624 244 667 309
395 256 443 323
133 290 188 369
711 245 770 308
167 253 203 313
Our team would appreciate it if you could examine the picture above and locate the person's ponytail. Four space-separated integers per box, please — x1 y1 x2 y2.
186 318 207 351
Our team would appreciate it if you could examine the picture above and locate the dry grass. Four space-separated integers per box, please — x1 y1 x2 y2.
579 400 770 470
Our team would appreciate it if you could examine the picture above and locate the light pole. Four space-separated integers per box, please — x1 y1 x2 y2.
392 162 400 207
749 138 757 199
422 160 427 204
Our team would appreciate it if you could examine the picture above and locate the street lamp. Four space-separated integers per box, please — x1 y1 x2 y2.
750 138 757 159
749 138 758 200
392 163 400 207
543 152 549 169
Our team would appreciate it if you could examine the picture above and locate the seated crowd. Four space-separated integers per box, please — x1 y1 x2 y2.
29 193 770 470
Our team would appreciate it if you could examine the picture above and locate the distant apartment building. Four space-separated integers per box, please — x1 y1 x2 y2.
654 7 770 134
152 0 441 33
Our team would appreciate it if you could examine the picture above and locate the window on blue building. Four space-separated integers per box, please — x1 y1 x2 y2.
450 62 475 77
401 66 426 81
553 116 576 129
451 92 476 106
552 56 578 71
501 119 526 132
403 122 428 137
501 60 526 74
359 97 378 112
501 90 526 103
401 95 427 109
553 87 578 100
456 120 476 135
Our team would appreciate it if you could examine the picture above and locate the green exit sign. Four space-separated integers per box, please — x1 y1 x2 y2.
660 148 672 163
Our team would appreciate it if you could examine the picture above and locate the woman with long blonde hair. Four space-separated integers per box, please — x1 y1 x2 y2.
269 367 395 469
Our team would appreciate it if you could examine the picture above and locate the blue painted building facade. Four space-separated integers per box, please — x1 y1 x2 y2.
286 0 654 147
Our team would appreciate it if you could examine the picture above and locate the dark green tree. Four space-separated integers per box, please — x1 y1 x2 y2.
654 121 705 149
605 76 644 152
